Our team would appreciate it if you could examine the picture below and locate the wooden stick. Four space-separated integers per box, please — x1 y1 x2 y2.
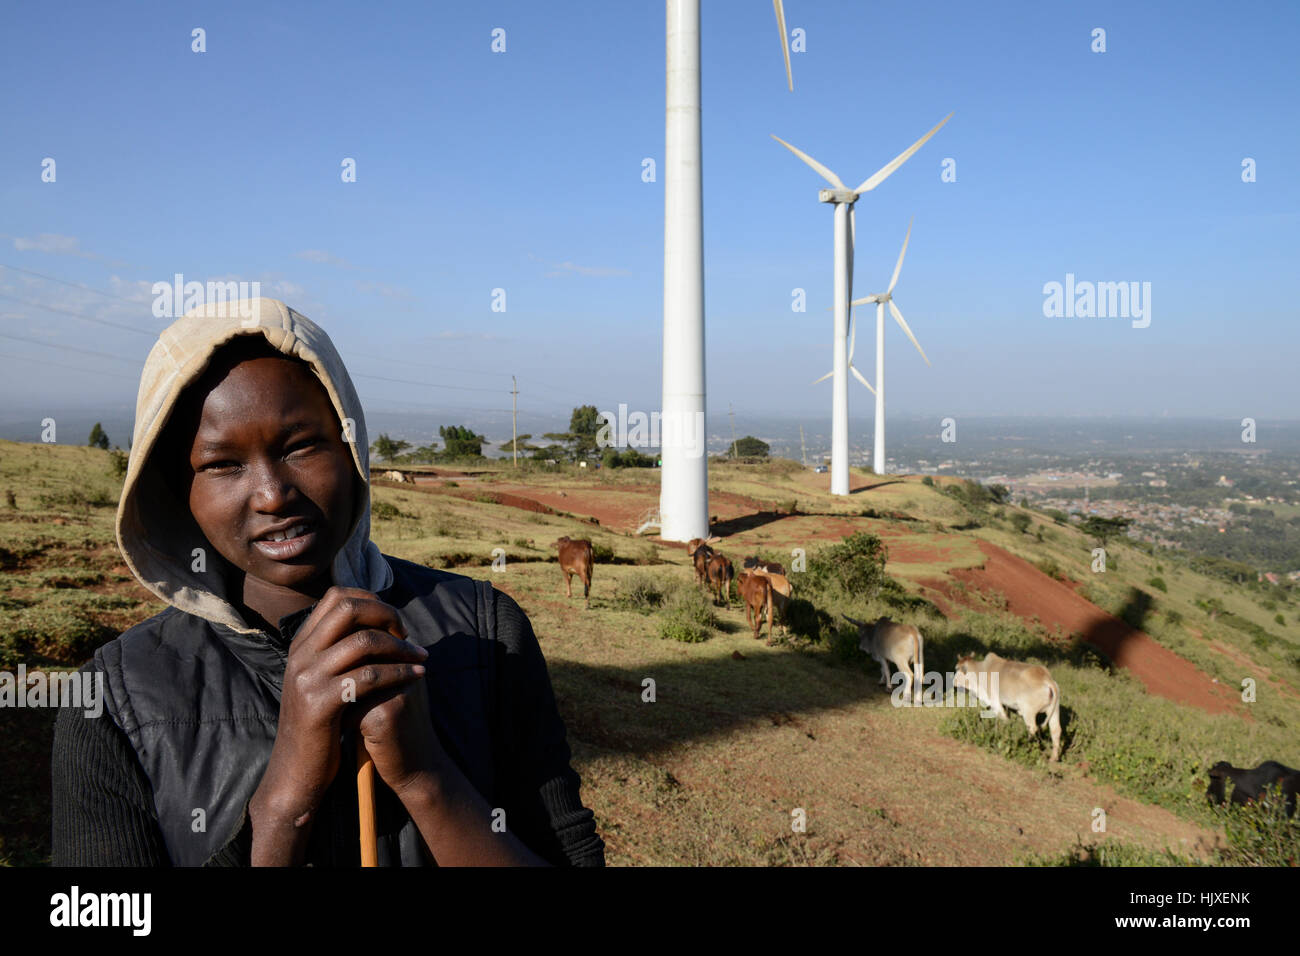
357 740 378 867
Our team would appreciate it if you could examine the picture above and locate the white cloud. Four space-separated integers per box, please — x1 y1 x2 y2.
528 251 631 278
13 234 93 258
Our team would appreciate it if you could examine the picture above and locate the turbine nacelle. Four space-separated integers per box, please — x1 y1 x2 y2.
818 188 858 204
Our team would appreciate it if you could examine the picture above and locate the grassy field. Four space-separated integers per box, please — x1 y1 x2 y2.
2 439 1298 866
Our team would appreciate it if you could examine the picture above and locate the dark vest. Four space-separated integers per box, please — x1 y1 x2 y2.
94 557 499 866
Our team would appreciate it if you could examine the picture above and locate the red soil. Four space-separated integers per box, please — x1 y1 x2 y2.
925 540 1239 715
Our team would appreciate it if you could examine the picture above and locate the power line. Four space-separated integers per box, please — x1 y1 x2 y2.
0 262 144 304
344 349 587 400
0 350 139 381
349 370 512 394
0 331 142 365
0 292 157 336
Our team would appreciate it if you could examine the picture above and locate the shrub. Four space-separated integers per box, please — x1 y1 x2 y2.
633 542 661 566
1010 513 1032 535
1214 790 1300 867
921 476 934 487
591 542 614 563
1036 557 1064 581
805 532 889 602
108 450 129 480
371 500 403 520
1275 613 1286 627
618 572 668 612
1147 577 1168 593
657 585 716 643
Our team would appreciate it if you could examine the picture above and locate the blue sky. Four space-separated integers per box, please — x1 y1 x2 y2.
1 0 1297 436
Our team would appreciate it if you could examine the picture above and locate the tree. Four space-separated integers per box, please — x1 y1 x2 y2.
541 431 578 461
1010 512 1032 535
370 433 411 461
988 483 1011 504
729 435 769 459
87 423 109 450
569 405 602 460
1075 515 1133 547
499 433 537 456
439 425 485 459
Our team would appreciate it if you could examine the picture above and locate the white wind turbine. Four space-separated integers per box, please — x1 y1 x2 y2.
659 0 794 541
773 113 951 494
850 218 930 476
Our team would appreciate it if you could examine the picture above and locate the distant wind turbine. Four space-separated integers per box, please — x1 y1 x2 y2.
660 0 794 540
849 218 931 476
773 112 951 495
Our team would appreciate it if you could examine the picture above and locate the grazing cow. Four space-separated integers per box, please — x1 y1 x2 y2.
555 536 594 608
379 469 412 483
737 571 774 641
954 652 1062 762
686 538 715 586
1206 760 1299 816
845 615 926 707
706 553 734 608
745 561 791 632
742 556 786 575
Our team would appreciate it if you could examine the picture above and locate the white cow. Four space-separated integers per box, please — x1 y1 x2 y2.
954 652 1062 762
379 470 413 483
845 615 925 706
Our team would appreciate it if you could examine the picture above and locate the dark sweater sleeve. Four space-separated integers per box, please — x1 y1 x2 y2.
50 662 255 867
493 589 606 867
50 675 169 866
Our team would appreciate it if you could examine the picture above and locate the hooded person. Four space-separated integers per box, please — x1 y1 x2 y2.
50 298 605 866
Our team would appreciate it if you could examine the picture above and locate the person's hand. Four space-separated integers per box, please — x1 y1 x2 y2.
250 587 427 833
354 662 448 800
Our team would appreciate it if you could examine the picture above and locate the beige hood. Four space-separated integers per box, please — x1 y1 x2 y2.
116 297 392 634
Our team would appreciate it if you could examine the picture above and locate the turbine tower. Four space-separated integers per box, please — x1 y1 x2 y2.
773 112 951 495
659 0 793 541
850 218 931 476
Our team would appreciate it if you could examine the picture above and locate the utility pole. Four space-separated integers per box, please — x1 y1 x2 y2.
799 423 807 467
728 403 738 458
510 375 519 468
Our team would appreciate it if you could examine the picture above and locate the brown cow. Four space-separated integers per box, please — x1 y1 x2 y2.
742 556 786 575
737 571 774 641
706 552 734 608
555 536 594 608
746 562 792 632
687 538 714 585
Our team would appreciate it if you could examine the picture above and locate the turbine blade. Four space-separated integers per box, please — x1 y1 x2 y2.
850 363 877 395
771 135 846 190
811 369 833 385
888 217 914 294
889 299 931 366
843 294 881 307
774 0 793 92
855 112 953 194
